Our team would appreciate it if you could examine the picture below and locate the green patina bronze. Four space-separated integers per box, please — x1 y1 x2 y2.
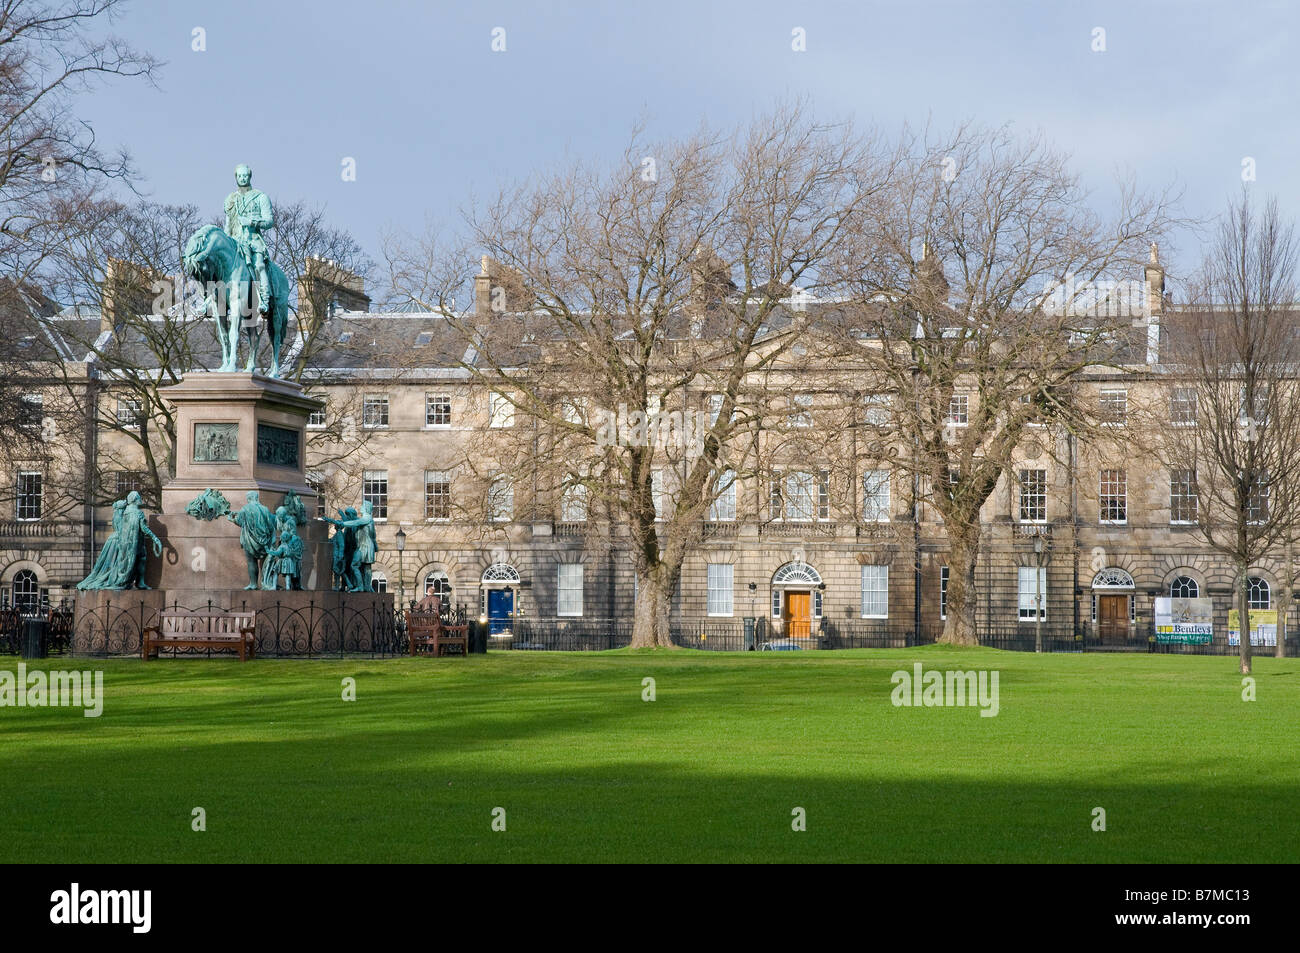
184 487 232 521
76 492 163 590
225 490 276 590
281 490 308 525
262 507 304 590
194 422 238 462
182 165 290 377
256 423 299 469
321 500 377 592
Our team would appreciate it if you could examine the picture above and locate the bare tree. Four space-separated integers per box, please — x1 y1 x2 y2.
826 125 1176 645
386 106 895 646
266 200 373 380
0 0 157 459
1153 192 1300 672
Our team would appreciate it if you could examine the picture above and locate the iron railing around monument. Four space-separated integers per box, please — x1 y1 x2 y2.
0 600 73 655
69 597 402 658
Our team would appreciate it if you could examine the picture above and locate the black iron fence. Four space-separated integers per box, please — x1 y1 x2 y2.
23 601 1298 658
0 602 73 655
68 598 403 658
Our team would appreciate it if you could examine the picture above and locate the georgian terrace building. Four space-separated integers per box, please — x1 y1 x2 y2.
2 253 1291 647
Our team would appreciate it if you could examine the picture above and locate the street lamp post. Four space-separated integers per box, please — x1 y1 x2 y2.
1034 536 1044 653
394 526 406 612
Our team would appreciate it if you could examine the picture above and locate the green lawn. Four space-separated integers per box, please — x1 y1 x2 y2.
1 647 1295 863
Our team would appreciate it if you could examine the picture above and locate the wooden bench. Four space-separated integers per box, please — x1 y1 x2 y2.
143 608 257 661
407 596 469 657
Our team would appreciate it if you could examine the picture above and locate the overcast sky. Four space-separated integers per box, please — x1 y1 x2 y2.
80 0 1299 289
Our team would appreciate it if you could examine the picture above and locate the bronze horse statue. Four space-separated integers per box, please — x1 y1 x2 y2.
182 224 291 377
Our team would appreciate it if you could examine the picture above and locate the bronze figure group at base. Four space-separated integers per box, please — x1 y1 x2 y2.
75 492 162 591
226 490 305 590
320 501 377 592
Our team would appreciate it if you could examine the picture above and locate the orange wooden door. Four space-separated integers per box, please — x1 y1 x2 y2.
1099 595 1127 641
785 592 811 639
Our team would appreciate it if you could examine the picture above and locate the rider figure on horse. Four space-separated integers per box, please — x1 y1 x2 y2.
224 164 274 315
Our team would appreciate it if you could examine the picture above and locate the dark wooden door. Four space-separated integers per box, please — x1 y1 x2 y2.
1098 594 1128 642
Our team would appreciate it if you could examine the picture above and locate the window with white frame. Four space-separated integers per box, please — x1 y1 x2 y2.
1099 469 1127 524
362 470 388 519
560 482 588 522
116 398 142 428
651 468 665 521
708 393 723 427
1099 387 1127 425
424 570 452 602
12 569 40 613
307 399 326 428
1018 469 1046 523
1018 566 1047 620
1246 469 1269 524
425 470 451 521
1170 469 1197 524
425 394 451 427
706 563 734 616
947 394 969 426
307 472 325 519
1019 391 1047 427
557 564 583 617
940 566 949 619
489 392 514 428
863 393 891 426
789 394 814 427
862 469 890 522
16 472 42 521
19 395 42 430
1239 384 1270 425
362 394 389 428
115 471 144 496
859 565 888 618
1170 386 1196 426
784 471 815 522
1170 576 1199 599
1248 576 1271 609
370 572 388 593
489 471 513 522
708 469 736 521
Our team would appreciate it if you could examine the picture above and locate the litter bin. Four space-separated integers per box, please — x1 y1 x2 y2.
469 619 487 654
20 618 47 659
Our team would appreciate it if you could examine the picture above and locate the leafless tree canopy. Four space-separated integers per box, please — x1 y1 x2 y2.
0 0 157 493
1152 191 1300 672
386 106 894 646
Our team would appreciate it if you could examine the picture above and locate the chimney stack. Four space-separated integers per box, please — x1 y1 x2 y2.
475 256 493 316
298 256 370 325
1145 242 1164 364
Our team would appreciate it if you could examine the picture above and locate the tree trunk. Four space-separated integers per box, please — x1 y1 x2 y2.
1237 564 1253 675
1279 546 1291 659
630 563 678 648
938 526 980 646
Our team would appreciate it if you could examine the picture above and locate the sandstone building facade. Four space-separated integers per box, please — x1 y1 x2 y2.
3 253 1292 649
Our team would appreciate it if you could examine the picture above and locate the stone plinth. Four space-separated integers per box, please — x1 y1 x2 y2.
152 371 329 593
160 371 321 513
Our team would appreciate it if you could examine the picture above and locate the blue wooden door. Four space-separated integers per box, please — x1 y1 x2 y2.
488 589 514 635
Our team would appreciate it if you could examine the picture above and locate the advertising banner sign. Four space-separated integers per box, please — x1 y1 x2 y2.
1154 597 1214 644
